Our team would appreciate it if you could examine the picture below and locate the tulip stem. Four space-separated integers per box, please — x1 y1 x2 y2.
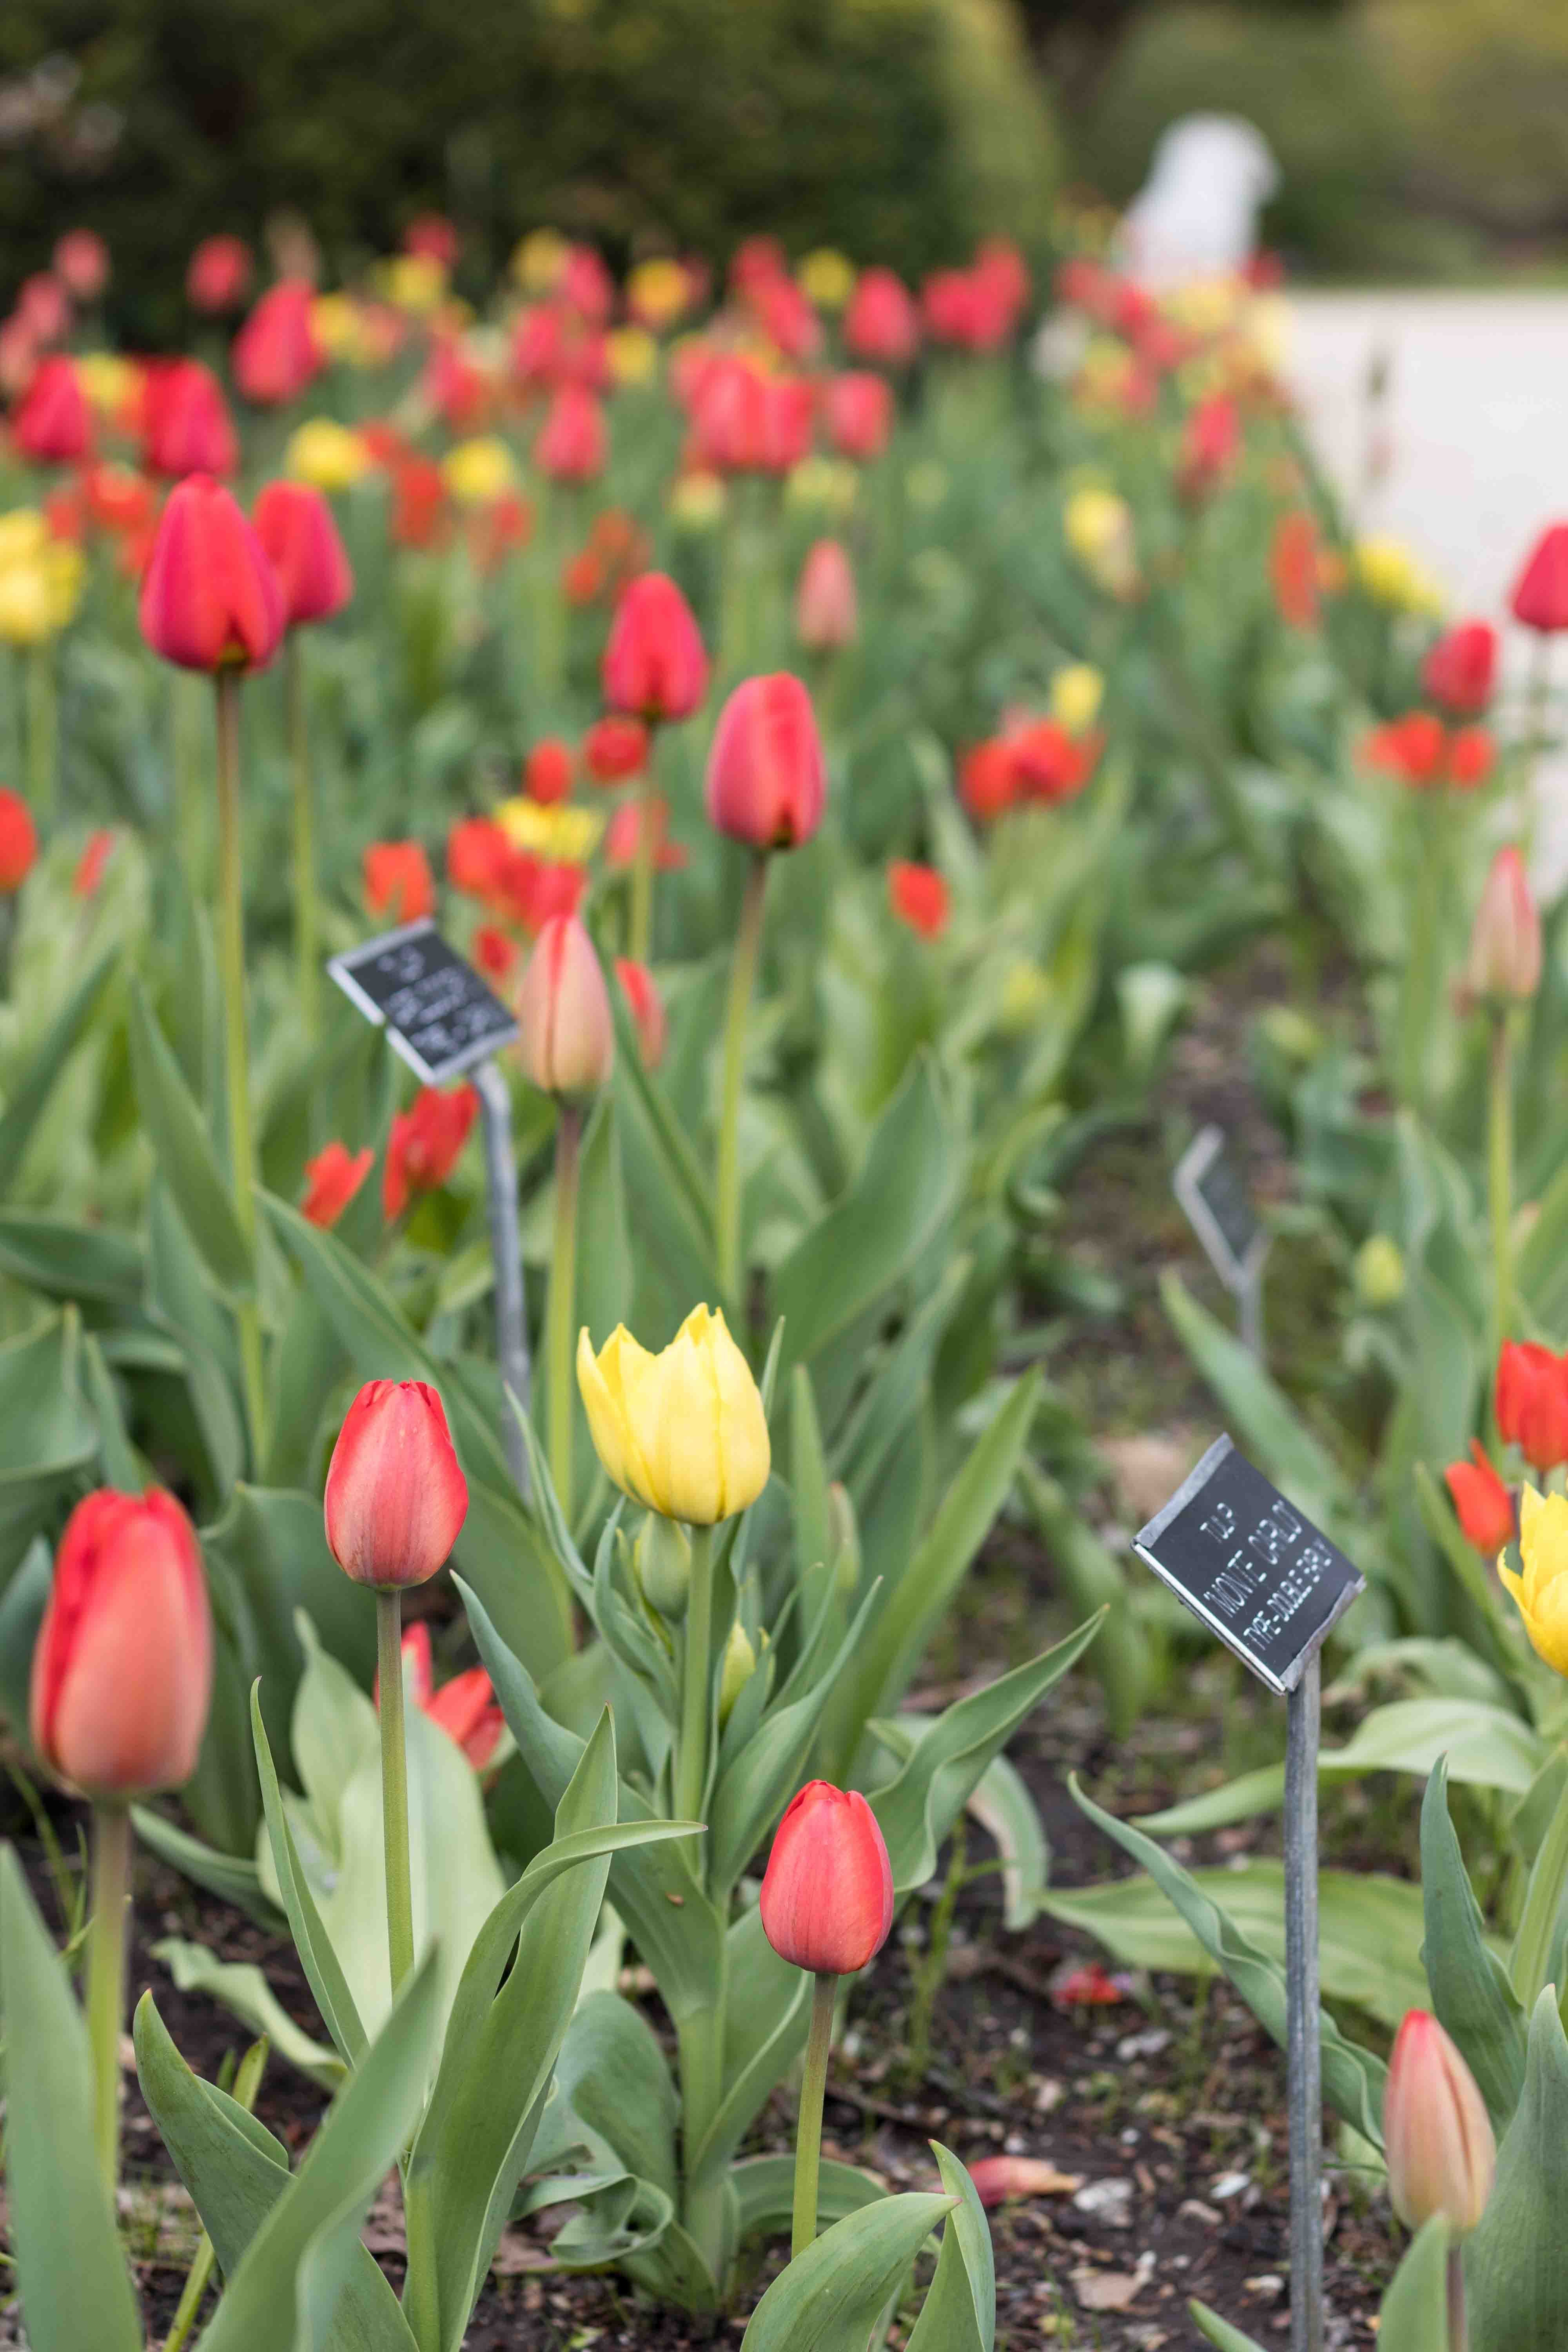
173 670 205 892
162 2035 267 2352
214 670 268 1468
716 853 768 1309
548 1102 581 1523
675 1523 714 1829
26 642 55 826
1488 1010 1515 1363
791 1971 838 2260
285 633 319 1039
1446 2242 1468 2352
376 1589 416 1998
85 1801 132 2196
628 730 660 965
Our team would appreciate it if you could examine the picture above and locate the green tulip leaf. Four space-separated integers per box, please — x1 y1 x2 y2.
130 977 255 1293
1466 1987 1568 2352
905 2144 995 2351
0 941 117 1200
729 2154 886 2242
251 1681 368 2070
738 2185 954 2350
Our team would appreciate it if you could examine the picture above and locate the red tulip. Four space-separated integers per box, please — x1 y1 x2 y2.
706 673 826 852
1459 847 1540 1009
324 1380 469 1589
524 738 575 804
515 914 615 1096
959 739 1018 824
615 956 667 1067
602 572 709 722
446 817 510 902
756 276 821 364
1445 1443 1514 1555
363 839 436 924
562 243 615 327
472 924 519 985
843 267 920 367
187 236 252 315
390 456 449 551
605 794 686 871
757 376 814 475
143 360 238 478
30 1489 212 1797
583 714 649 786
1384 2011 1495 2236
300 1141 374 1230
760 1781 894 1975
1448 726 1496 790
1007 718 1100 806
13 355 91 463
688 355 769 473
384 1624 503 1770
888 860 948 939
252 479 353 628
1423 620 1497 715
403 214 460 269
232 280 321 407
1178 393 1241 501
425 336 491 433
1496 1341 1568 1474
824 372 892 463
1511 524 1568 633
1362 711 1448 789
72 827 116 900
795 539 858 652
0 791 38 892
138 474 285 672
383 1083 479 1219
535 385 607 482
54 229 109 302
1270 512 1320 630
16 273 69 346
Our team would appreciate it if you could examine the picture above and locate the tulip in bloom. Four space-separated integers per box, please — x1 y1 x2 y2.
795 539 858 652
888 860 949 938
1270 510 1321 630
535 385 607 482
233 281 321 406
602 572 709 721
252 480 354 628
824 372 892 463
138 475 285 671
0 789 37 891
523 737 573 804
583 714 649 785
706 673 826 852
1458 847 1541 1010
13 355 92 463
1511 523 1568 633
446 815 510 901
324 1380 469 1589
1445 1443 1513 1555
31 1489 212 1797
1362 711 1448 789
760 1782 894 1975
383 1083 478 1219
1383 2011 1495 2236
1177 393 1240 501
615 956 667 1068
364 838 436 924
187 235 252 314
1496 1341 1568 1475
514 914 615 1096
844 267 920 367
959 739 1018 824
143 360 238 478
441 437 516 509
1050 663 1104 736
577 1304 771 1525
286 417 371 493
300 1141 373 1230
1423 620 1497 715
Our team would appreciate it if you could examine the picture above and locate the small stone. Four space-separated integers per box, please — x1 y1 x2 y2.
1245 2274 1284 2301
1178 2199 1221 2226
1073 2178 1134 2227
1211 2170 1251 2200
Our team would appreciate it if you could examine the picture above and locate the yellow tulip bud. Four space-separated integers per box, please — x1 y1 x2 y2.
635 1514 691 1621
670 471 726 533
607 327 659 390
287 417 371 492
799 249 854 311
441 437 517 508
387 252 446 315
718 1621 757 1725
0 510 49 568
514 228 569 294
576 1305 771 1526
1500 1485 1568 1677
1354 1236 1406 1309
0 563 55 646
1049 662 1104 736
1064 488 1138 597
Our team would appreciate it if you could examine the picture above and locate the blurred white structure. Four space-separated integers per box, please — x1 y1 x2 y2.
1118 114 1278 286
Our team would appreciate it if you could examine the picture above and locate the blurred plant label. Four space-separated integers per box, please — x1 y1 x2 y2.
328 919 517 1084
1174 1124 1264 1292
1133 1436 1363 1694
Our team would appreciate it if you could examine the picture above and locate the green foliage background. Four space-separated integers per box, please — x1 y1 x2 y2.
0 0 1059 342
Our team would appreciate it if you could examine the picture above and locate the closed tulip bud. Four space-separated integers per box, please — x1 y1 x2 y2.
1384 2011 1495 2236
824 372 893 463
1445 1443 1514 1555
13 355 92 464
1050 662 1104 735
1459 848 1540 1010
300 1140 373 1230
760 1781 894 1975
323 1379 469 1589
577 1304 771 1525
1496 1341 1568 1474
615 956 668 1067
143 359 238 478
30 1489 212 1798
1511 523 1568 634
252 479 353 628
636 1514 691 1620
888 859 949 938
535 385 607 482
705 672 826 852
718 1621 757 1725
1423 620 1497 715
524 737 574 804
139 474 285 671
54 229 109 303
795 538 858 651
602 571 709 721
515 914 615 1097
843 266 920 366
187 235 252 316
233 280 321 407
1354 1234 1406 1308
0 789 37 892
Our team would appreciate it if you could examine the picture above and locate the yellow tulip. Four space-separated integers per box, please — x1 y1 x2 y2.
494 796 603 865
799 248 854 311
577 1305 771 1526
1500 1485 1568 1675
386 253 446 315
1355 534 1444 616
669 470 726 533
627 257 690 333
77 351 138 416
1063 486 1138 597
514 228 569 294
287 418 371 492
1050 662 1104 735
0 510 49 568
0 563 55 646
310 294 363 361
441 436 516 507
607 327 659 390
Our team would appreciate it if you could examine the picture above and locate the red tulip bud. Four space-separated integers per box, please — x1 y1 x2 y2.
1384 2010 1495 2236
583 714 649 784
615 955 667 1067
602 572 709 722
232 280 321 407
843 267 920 366
138 474 285 671
524 738 574 804
30 1489 212 1798
535 385 607 482
0 790 38 893
1444 1443 1514 1554
187 236 252 316
1460 847 1541 1009
795 539 858 652
760 1780 893 1975
888 859 948 938
324 1379 469 1588
1422 620 1497 716
143 359 238 478
252 479 353 627
13 354 92 464
824 372 892 463
515 913 615 1096
705 672 826 852
1512 523 1568 634
54 229 109 302
300 1140 373 1230
1495 1340 1568 1474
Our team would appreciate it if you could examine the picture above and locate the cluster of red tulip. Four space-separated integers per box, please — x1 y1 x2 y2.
1445 1339 1568 1552
958 713 1104 824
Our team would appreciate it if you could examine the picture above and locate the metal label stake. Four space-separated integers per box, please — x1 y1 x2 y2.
328 921 531 1498
1174 1123 1268 1362
1134 1437 1363 2352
